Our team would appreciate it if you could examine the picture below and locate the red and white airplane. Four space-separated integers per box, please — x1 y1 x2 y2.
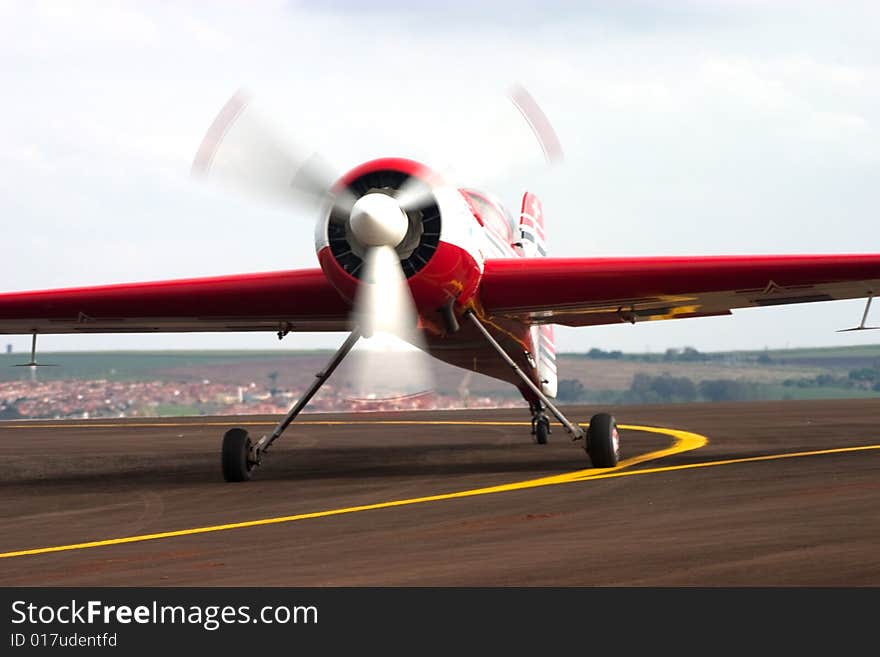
1 90 878 481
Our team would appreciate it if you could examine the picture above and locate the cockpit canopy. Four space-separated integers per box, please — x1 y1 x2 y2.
460 189 517 241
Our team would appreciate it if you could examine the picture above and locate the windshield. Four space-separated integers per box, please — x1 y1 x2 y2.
461 189 516 240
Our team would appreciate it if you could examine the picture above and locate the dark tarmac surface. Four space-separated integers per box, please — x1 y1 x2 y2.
0 399 878 586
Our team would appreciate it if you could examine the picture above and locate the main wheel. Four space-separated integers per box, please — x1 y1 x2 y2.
222 428 255 482
534 416 551 445
586 413 619 468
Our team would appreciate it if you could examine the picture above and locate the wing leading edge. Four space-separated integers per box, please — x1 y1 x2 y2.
0 269 351 335
479 254 880 327
3 255 877 335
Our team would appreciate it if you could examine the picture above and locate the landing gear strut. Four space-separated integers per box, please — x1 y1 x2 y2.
464 310 620 466
465 310 586 444
221 329 361 482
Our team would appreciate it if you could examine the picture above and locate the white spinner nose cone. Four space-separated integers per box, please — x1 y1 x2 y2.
349 193 409 247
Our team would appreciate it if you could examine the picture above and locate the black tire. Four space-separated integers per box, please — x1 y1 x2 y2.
586 413 619 468
535 416 550 445
222 428 254 482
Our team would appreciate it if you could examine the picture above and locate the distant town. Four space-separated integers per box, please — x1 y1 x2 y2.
0 378 517 421
1 344 878 420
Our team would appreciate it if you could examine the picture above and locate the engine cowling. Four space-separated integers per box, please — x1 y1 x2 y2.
315 158 484 333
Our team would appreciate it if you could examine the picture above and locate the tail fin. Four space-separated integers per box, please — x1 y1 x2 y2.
518 191 547 257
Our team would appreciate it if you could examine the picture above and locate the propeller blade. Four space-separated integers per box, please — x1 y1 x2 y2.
391 84 562 210
392 175 435 212
508 84 564 166
350 245 434 400
191 89 353 212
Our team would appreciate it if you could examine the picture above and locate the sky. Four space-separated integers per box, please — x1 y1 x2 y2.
1 0 879 355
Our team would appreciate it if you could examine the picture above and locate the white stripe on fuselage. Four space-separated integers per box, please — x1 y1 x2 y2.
483 226 517 258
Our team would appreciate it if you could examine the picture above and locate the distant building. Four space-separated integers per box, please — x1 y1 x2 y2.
4 344 10 354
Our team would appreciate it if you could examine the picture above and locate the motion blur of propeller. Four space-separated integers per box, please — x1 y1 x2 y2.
350 244 434 400
508 83 564 166
191 90 433 399
191 89 355 216
347 192 434 399
391 83 564 213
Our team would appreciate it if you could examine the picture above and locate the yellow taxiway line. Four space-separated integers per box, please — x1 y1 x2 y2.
0 419 876 560
0 421 697 559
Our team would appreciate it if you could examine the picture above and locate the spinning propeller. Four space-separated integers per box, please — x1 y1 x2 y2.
191 90 435 398
191 90 355 214
191 85 562 401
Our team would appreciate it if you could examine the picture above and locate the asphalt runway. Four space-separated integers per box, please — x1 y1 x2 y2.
0 399 878 586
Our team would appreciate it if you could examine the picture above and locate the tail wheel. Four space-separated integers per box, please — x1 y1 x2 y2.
222 428 255 482
586 413 619 468
535 416 551 445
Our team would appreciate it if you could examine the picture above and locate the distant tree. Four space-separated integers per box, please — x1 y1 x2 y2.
663 348 680 362
653 375 697 400
699 379 757 402
630 373 653 395
587 348 624 360
0 403 21 420
679 347 703 362
628 374 696 403
757 352 773 364
557 379 586 402
662 347 703 362
849 368 879 383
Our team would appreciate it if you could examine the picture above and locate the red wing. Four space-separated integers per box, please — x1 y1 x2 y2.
479 254 880 327
0 269 351 334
